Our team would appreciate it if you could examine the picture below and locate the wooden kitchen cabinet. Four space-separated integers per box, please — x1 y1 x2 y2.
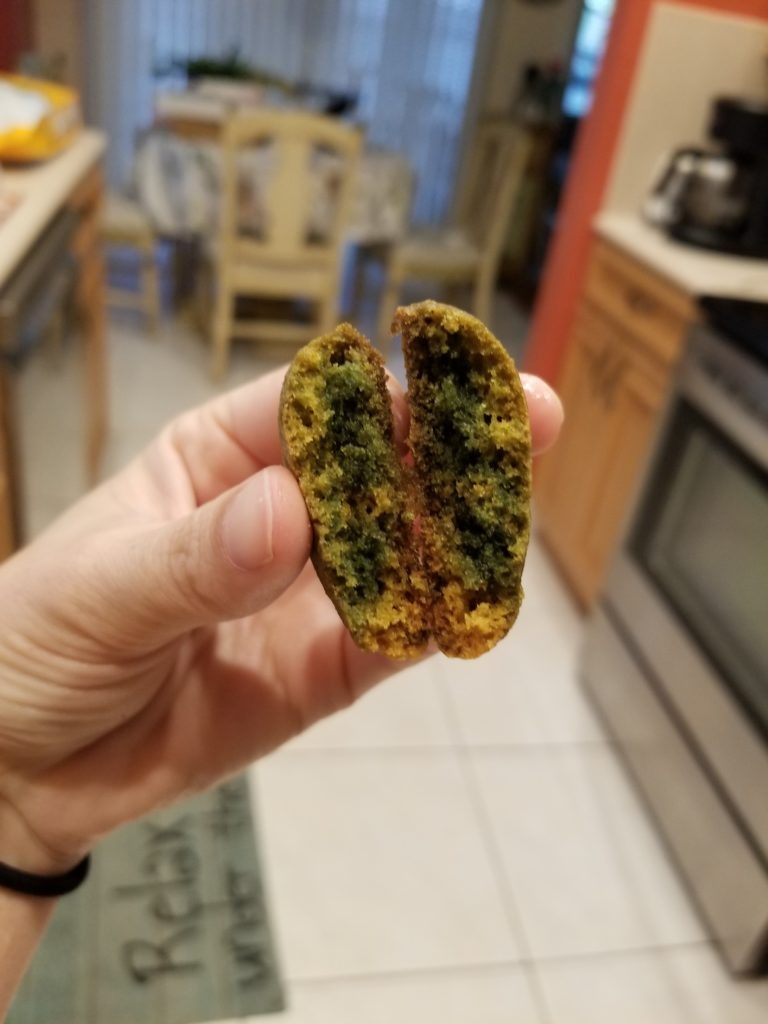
535 239 695 608
67 163 108 481
0 135 107 562
0 373 18 560
0 438 14 561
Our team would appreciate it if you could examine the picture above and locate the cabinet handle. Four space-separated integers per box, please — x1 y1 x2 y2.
604 355 628 408
624 286 656 317
587 344 628 410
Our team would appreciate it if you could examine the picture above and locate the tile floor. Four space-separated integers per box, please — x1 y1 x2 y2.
14 286 768 1022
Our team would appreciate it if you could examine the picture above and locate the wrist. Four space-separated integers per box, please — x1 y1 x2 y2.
0 794 88 878
0 883 59 1019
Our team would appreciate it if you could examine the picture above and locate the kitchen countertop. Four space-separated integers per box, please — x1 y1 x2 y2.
0 130 106 290
595 210 768 302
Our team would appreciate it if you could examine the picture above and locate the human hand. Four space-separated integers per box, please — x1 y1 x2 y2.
0 366 562 874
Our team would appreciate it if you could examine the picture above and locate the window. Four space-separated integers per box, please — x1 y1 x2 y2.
85 0 485 223
562 0 616 119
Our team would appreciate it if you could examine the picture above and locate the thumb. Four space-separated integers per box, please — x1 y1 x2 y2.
113 466 312 641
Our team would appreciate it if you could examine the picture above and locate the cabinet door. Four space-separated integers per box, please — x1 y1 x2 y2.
535 303 668 607
585 240 694 366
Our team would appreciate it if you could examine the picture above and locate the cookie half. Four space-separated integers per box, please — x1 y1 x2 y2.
394 301 532 658
280 323 430 658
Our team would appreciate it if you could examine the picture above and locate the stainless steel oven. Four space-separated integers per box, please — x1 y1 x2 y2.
582 307 768 974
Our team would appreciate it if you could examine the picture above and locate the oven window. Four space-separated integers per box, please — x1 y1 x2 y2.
632 403 768 738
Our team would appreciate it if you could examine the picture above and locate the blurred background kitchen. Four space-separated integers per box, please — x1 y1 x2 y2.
1 0 768 1021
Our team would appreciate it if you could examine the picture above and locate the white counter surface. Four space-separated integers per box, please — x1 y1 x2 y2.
0 130 106 290
595 211 768 302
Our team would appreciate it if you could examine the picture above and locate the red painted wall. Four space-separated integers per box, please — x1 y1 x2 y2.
0 0 30 71
524 0 768 384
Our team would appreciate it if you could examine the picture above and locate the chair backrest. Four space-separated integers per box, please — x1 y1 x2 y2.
217 109 362 266
456 120 531 270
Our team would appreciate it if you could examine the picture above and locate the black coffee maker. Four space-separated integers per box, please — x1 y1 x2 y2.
645 96 768 258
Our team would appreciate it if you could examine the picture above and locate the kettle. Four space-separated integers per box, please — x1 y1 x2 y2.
644 97 768 259
645 148 750 234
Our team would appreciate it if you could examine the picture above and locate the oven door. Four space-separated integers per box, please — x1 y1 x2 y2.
606 328 768 862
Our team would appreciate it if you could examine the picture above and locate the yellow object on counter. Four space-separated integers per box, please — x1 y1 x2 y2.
0 74 82 163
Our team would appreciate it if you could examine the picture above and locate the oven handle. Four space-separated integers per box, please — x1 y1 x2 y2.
679 356 768 473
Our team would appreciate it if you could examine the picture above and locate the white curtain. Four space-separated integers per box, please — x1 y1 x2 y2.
85 0 485 224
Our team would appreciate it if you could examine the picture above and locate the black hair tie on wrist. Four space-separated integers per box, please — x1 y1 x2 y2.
0 854 90 898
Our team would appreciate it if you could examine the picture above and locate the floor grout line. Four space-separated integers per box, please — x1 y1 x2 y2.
276 738 615 758
281 935 719 989
532 936 717 967
286 958 523 988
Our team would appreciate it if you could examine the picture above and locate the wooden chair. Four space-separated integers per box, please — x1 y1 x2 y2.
377 121 530 352
210 109 361 378
102 191 161 333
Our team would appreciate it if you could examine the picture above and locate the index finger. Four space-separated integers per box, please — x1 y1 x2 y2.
224 369 563 461
166 366 409 506
226 366 411 463
166 365 561 506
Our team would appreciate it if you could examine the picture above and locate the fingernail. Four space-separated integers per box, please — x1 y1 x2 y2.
222 469 275 570
522 375 563 416
522 375 565 456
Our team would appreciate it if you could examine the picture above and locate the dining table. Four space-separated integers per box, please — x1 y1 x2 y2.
137 91 415 249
